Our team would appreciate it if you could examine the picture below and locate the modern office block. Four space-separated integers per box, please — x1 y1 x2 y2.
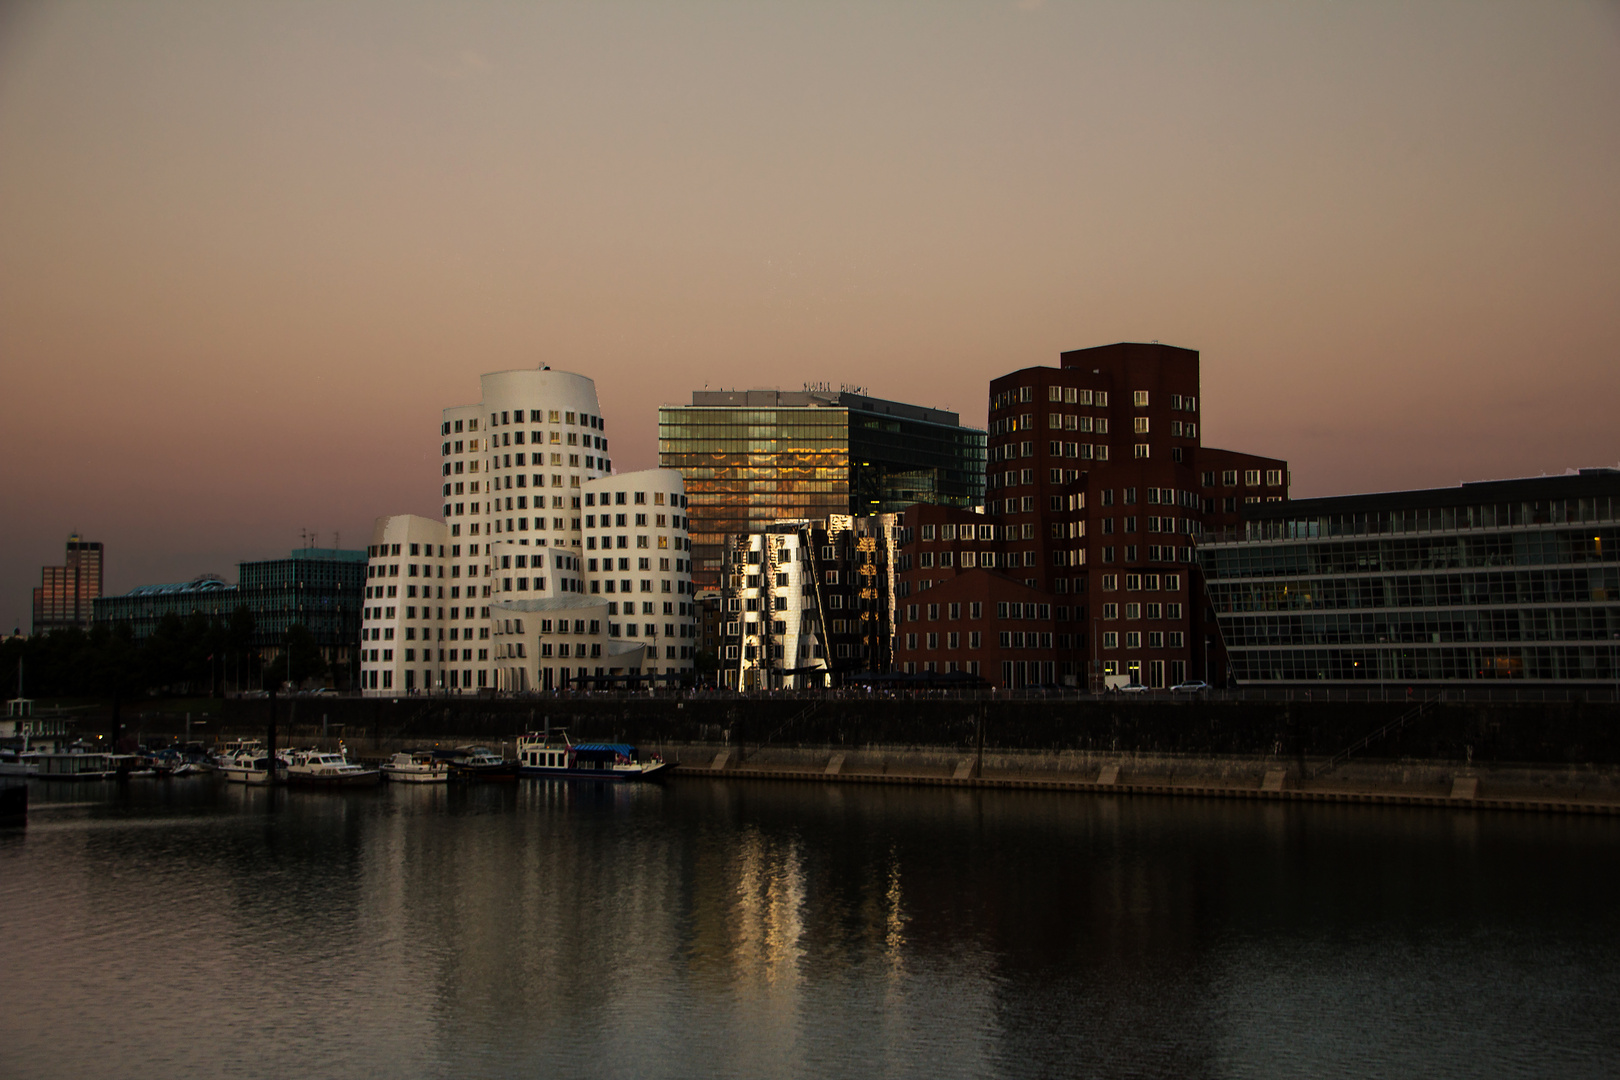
1199 469 1620 685
659 389 985 586
32 535 102 634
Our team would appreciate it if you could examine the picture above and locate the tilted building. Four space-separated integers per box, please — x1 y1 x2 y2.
714 514 900 690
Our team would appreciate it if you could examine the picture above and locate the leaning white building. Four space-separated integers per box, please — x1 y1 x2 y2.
359 367 695 695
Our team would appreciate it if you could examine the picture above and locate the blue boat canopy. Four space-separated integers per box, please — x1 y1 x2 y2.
573 743 636 756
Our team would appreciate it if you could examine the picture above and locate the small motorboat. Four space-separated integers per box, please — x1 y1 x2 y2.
283 748 381 788
216 748 280 785
380 750 451 784
444 745 518 781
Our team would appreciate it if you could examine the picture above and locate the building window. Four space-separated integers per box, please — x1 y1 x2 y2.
1103 632 1118 649
1134 443 1150 459
1133 390 1149 407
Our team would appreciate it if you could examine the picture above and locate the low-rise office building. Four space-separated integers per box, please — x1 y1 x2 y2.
92 547 366 676
1199 469 1620 686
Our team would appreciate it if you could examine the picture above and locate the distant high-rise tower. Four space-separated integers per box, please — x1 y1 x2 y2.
32 534 103 634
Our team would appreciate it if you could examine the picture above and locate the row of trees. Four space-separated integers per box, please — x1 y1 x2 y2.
0 608 330 700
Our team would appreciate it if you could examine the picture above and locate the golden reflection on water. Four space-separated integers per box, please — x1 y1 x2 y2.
1 779 1619 1080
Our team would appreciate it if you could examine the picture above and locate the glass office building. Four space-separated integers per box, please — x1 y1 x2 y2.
1200 469 1620 685
94 548 366 663
660 390 985 583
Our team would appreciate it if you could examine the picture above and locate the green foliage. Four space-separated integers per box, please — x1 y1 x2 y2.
4 610 251 699
261 623 328 691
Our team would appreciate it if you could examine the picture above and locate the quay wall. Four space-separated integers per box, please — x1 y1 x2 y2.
100 696 1620 811
196 696 1620 767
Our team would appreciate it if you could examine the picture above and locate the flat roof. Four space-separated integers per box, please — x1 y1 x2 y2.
1242 468 1620 521
681 389 965 428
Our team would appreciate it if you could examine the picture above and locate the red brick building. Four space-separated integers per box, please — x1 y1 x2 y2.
893 342 1286 689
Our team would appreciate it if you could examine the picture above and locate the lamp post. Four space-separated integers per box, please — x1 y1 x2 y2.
1092 617 1101 694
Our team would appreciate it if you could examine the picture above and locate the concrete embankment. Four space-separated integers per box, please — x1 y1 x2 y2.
181 692 1620 815
659 742 1620 816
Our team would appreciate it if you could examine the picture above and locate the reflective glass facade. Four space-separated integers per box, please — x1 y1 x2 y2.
1201 470 1620 684
660 391 984 584
32 536 102 633
94 549 366 659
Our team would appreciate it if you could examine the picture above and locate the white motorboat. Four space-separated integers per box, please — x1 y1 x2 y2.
216 748 280 785
283 748 381 788
380 751 451 784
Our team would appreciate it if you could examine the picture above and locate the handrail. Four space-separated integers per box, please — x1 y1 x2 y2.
1310 695 1439 780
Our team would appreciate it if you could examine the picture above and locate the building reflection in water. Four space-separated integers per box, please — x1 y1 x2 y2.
3 778 1619 1080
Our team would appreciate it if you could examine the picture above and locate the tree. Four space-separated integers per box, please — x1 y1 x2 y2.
263 623 327 691
225 606 256 694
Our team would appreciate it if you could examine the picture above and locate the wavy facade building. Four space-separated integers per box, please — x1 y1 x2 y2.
359 367 695 695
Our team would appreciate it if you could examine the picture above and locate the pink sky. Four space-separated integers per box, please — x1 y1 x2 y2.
3 1 1618 630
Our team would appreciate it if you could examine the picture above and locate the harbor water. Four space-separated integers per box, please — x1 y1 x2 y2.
2 778 1617 1079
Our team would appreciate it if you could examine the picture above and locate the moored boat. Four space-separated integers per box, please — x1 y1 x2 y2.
33 751 122 781
515 732 673 782
0 748 39 777
444 745 518 781
217 751 277 784
380 751 451 784
283 748 381 788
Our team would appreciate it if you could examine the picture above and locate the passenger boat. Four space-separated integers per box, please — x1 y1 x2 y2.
0 748 39 777
380 751 450 784
515 732 674 782
33 752 123 780
283 748 382 788
444 745 519 781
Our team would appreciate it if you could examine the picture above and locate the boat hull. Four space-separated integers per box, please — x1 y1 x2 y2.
380 768 450 784
218 765 276 785
285 770 382 788
449 763 519 781
518 761 676 782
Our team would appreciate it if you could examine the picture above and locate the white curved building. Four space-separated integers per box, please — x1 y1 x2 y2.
360 367 693 695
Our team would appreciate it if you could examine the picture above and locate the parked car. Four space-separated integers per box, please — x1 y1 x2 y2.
1118 683 1152 694
1170 680 1211 694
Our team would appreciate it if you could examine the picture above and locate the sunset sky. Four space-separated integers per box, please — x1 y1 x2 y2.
2 1 1617 630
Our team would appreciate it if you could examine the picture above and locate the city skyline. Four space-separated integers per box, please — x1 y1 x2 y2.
3 1 1618 631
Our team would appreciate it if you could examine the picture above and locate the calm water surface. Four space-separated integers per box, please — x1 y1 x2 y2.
2 777 1617 1079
